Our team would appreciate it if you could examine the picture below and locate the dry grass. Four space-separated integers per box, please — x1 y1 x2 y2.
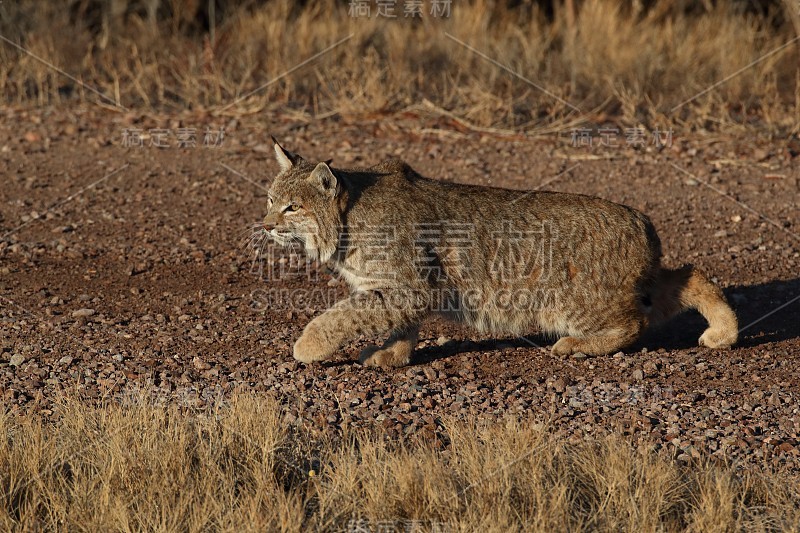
0 0 798 133
1 395 799 532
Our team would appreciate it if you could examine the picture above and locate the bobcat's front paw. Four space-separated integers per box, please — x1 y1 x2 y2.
358 345 384 367
551 336 581 356
359 344 411 369
293 327 334 364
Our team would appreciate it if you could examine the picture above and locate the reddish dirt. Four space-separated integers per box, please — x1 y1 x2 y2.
1 106 799 471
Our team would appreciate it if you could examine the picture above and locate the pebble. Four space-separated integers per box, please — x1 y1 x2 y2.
192 357 211 371
71 308 96 318
642 360 659 377
9 354 25 367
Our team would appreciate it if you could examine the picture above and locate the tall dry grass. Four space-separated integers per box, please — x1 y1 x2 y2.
1 394 799 532
0 0 797 133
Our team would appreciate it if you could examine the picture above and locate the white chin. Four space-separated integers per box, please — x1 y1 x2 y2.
269 229 295 246
309 244 335 263
302 236 319 258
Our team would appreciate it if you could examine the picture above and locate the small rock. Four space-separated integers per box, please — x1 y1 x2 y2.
192 356 211 371
778 442 796 454
643 360 659 376
9 354 25 367
58 356 74 366
731 293 747 305
435 336 450 346
71 308 95 318
632 369 644 381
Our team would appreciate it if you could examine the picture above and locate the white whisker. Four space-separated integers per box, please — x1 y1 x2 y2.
236 222 263 238
239 231 263 251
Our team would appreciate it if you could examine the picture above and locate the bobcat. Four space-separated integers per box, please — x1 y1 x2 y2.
262 138 738 368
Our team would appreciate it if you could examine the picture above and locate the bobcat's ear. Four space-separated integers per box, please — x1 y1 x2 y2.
308 162 337 197
271 136 303 171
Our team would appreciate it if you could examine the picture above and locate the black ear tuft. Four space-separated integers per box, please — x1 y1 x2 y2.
272 137 304 171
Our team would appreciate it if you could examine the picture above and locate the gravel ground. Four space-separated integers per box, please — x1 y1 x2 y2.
1 106 799 472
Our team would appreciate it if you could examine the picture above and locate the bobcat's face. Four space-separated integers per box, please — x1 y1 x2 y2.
263 175 325 249
263 139 341 262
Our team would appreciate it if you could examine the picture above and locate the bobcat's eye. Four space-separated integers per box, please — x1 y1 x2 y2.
283 203 302 213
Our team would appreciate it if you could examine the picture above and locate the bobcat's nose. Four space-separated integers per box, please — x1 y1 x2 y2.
262 213 280 231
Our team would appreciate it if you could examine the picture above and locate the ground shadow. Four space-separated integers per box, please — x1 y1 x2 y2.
412 335 550 365
636 277 800 351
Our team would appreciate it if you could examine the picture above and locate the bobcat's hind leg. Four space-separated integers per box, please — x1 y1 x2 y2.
551 322 642 356
650 266 738 349
293 289 427 365
359 326 420 368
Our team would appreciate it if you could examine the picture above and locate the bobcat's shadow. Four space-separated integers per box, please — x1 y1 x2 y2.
411 277 800 363
636 277 800 352
413 335 550 365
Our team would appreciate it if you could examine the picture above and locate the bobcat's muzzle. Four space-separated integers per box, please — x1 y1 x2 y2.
262 213 281 231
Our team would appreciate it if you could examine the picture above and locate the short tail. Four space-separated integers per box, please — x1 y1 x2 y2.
648 265 738 348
